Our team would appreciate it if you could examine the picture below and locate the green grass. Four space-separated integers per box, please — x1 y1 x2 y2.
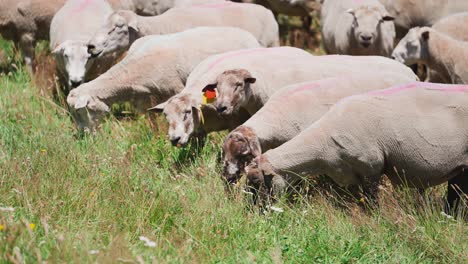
0 38 467 263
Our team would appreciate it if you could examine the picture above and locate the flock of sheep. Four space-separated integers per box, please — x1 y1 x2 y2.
1 0 467 214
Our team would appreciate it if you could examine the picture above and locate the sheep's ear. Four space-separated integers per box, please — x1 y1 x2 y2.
52 43 64 55
74 95 91 110
421 30 430 41
248 137 261 157
148 101 167 113
382 15 394 21
346 8 355 16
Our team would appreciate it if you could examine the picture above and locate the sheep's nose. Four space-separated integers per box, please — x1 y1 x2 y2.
217 105 227 114
170 137 181 146
70 80 83 88
391 55 396 60
360 35 372 41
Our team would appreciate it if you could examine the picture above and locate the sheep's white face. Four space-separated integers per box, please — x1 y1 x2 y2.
213 69 256 116
88 12 134 59
53 41 92 89
392 27 430 65
151 94 199 147
67 93 110 132
348 7 394 49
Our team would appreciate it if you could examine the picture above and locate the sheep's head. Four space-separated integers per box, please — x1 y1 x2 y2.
245 156 281 204
133 0 163 15
148 94 201 147
392 27 430 65
222 126 261 185
347 6 394 48
67 91 110 133
53 40 92 89
88 11 138 59
211 69 256 116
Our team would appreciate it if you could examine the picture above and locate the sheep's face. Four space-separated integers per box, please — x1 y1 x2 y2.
150 94 200 147
53 41 92 89
348 7 394 49
392 27 430 65
213 69 256 116
133 0 162 15
67 93 110 133
222 127 261 184
88 11 136 59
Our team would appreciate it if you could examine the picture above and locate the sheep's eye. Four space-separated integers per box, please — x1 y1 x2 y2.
183 110 190 121
234 82 242 90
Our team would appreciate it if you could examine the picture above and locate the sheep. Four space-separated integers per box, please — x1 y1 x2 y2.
149 47 416 147
0 0 66 73
428 13 468 83
211 54 416 117
245 82 468 210
50 0 115 90
379 0 468 38
122 0 227 16
320 0 395 57
392 27 468 84
87 2 279 61
221 72 417 184
67 27 260 132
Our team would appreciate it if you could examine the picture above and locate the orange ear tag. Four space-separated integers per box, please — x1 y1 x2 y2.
202 89 217 104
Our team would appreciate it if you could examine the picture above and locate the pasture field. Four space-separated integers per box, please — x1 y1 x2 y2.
0 36 467 263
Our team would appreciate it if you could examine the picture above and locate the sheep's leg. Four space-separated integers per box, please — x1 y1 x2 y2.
446 169 467 215
19 33 35 75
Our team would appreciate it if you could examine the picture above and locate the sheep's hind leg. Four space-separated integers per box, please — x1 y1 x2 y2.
446 169 467 216
19 33 36 75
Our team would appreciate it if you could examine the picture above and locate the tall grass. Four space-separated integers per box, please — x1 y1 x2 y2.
0 37 466 263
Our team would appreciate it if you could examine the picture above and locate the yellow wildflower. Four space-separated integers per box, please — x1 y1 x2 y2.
0 224 5 231
29 223 36 230
359 198 365 203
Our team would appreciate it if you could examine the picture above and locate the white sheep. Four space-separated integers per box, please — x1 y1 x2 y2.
50 0 115 89
221 72 417 184
392 27 468 84
150 47 416 147
246 82 468 210
67 27 260 132
87 1 279 60
321 0 395 56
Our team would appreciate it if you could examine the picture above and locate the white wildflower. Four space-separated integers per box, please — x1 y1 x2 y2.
0 207 15 212
139 236 157 248
267 206 284 213
89 250 99 255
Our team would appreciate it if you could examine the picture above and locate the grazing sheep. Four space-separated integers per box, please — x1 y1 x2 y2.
50 0 115 89
428 13 468 83
150 47 416 147
392 27 468 84
379 0 468 37
246 82 468 209
66 27 260 132
87 2 279 60
117 0 227 15
0 0 66 73
321 0 395 56
212 54 415 117
222 72 417 184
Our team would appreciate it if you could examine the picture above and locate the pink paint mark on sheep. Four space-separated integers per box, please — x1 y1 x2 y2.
192 2 233 9
370 82 468 96
71 0 93 13
290 83 321 95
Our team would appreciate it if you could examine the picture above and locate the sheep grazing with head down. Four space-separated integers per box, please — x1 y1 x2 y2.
392 27 468 84
321 0 395 56
246 82 468 212
151 46 416 147
66 27 260 133
221 72 417 185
